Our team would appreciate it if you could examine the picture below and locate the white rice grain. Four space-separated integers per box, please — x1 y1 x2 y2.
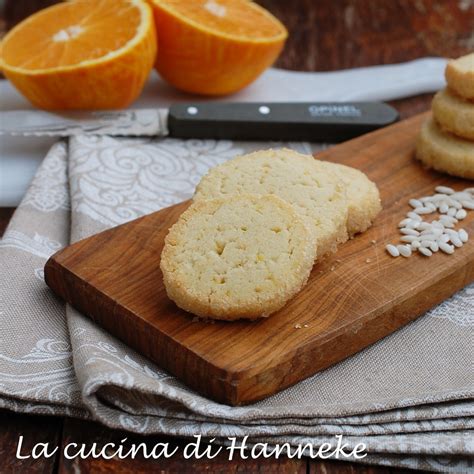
409 199 423 209
397 245 412 257
400 228 419 236
400 235 419 243
386 244 400 257
419 247 433 257
439 243 455 254
458 229 469 243
435 186 455 195
450 234 463 248
414 207 434 215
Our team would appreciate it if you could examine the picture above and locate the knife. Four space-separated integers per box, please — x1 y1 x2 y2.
0 102 398 142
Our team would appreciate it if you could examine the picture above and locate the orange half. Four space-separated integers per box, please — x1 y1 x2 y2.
1 0 157 109
150 0 288 95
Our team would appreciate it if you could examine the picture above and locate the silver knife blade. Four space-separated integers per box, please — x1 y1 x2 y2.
0 109 169 137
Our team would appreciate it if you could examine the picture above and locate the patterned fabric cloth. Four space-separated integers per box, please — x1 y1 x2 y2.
0 138 473 472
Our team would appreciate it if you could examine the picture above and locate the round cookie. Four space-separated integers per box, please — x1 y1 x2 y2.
160 194 317 321
194 148 349 256
415 118 474 180
445 53 474 100
432 88 474 140
317 161 382 236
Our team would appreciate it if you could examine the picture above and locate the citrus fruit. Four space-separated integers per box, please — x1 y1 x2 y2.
149 0 287 95
0 0 157 110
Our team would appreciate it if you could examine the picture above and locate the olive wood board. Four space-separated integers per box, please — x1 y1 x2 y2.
44 112 474 406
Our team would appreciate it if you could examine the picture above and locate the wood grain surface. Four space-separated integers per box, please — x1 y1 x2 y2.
260 0 474 71
1 0 472 472
44 112 474 405
0 410 63 474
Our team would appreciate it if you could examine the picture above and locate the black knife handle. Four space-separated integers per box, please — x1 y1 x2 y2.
167 102 399 142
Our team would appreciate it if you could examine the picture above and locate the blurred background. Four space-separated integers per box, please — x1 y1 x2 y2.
1 0 472 118
1 0 473 71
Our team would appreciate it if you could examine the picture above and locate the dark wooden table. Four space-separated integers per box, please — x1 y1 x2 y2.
1 1 472 472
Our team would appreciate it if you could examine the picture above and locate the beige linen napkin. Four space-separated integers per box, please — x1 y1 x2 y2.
0 137 473 472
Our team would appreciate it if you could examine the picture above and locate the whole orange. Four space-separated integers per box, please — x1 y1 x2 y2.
149 0 287 95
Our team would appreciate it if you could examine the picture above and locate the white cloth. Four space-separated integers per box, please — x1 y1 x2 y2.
0 57 446 206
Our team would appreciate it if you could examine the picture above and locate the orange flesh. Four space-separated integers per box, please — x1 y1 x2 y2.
158 0 286 40
2 0 142 70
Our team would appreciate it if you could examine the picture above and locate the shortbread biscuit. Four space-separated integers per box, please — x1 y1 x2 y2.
415 118 474 180
432 88 474 140
317 161 382 236
445 53 474 100
160 194 317 320
194 148 349 256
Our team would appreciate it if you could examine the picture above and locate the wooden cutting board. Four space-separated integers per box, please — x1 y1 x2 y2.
44 112 474 406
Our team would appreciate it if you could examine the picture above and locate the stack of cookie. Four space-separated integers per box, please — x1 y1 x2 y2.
416 53 474 179
160 149 381 321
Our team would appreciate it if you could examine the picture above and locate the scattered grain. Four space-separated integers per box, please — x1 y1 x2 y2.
386 186 472 260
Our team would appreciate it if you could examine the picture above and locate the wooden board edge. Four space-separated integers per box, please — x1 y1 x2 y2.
45 242 474 406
